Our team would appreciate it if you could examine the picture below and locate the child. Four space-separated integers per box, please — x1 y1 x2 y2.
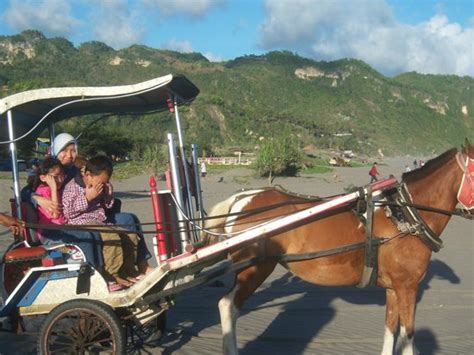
369 162 379 183
62 155 140 288
74 154 88 174
28 157 66 242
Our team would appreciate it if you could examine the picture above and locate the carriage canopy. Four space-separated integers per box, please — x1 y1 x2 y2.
0 74 199 142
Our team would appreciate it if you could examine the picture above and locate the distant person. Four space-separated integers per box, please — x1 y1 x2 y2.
200 161 207 178
420 160 425 167
369 162 380 183
413 159 418 169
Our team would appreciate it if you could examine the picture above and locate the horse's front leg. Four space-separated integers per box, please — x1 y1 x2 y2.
395 285 418 355
218 261 277 355
381 288 399 355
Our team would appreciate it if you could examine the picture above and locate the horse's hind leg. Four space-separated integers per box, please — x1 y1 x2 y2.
219 260 277 355
381 289 399 355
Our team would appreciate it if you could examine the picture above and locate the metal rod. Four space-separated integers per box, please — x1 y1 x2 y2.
167 133 188 253
7 110 22 219
48 121 55 147
191 144 205 226
173 98 198 242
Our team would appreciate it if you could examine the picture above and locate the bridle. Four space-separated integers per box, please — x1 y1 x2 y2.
455 151 474 212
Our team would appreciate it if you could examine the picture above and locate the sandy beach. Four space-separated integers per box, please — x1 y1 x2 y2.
0 157 472 354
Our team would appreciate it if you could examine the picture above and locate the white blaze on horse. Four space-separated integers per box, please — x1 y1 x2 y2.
204 140 474 355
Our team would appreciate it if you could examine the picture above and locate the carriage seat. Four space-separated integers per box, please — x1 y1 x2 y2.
4 246 47 263
6 199 89 265
5 199 48 263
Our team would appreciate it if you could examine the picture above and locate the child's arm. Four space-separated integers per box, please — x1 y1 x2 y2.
44 175 61 219
35 185 62 223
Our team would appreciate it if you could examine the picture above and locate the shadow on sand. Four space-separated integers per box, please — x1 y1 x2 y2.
159 258 459 354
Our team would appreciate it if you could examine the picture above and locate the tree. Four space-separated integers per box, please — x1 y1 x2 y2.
76 130 133 159
255 133 303 185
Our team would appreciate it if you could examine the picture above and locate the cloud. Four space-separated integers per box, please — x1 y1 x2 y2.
260 0 474 76
204 51 224 62
89 0 145 49
142 0 226 17
162 39 194 52
3 0 81 37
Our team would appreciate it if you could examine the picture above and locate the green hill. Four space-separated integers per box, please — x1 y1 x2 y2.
1 30 472 158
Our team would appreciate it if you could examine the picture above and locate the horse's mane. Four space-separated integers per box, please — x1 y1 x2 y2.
402 148 458 183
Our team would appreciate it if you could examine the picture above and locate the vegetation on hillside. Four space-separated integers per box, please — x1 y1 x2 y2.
0 30 472 164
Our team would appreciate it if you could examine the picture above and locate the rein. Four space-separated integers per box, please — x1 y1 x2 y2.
376 201 473 219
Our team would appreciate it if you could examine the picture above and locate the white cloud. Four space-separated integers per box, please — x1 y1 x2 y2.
204 51 223 62
3 0 81 37
142 0 225 17
260 0 474 76
89 0 145 49
162 39 194 53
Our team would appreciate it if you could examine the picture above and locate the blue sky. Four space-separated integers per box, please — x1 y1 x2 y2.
0 0 472 76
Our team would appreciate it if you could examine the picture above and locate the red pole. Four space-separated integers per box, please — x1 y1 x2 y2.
149 175 168 263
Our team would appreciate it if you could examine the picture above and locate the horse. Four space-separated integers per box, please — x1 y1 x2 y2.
204 140 473 355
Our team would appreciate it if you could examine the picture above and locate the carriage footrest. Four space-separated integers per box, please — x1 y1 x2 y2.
4 247 47 263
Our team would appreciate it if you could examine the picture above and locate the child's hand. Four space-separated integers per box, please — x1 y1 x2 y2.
37 196 62 215
45 174 57 190
85 183 104 202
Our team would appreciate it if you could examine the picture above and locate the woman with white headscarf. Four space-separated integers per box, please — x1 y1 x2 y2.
51 133 152 273
19 133 104 267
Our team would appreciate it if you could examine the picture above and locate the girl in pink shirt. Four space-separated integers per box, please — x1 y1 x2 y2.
30 157 66 241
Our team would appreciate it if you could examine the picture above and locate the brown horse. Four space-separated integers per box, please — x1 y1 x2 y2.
204 140 473 355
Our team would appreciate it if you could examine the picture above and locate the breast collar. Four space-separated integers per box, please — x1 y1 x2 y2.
385 183 443 252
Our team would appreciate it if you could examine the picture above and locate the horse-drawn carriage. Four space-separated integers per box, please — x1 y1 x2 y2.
0 74 472 355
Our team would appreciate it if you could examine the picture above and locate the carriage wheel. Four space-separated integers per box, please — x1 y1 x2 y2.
37 299 125 355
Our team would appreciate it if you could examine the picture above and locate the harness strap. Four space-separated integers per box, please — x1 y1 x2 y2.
378 201 473 219
397 183 443 252
356 186 379 288
276 239 386 263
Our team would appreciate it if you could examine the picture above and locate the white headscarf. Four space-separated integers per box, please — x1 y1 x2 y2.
52 133 77 157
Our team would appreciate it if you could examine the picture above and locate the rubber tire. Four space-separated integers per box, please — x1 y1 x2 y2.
37 299 125 355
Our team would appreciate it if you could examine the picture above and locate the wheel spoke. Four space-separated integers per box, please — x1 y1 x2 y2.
86 318 106 340
49 345 76 354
